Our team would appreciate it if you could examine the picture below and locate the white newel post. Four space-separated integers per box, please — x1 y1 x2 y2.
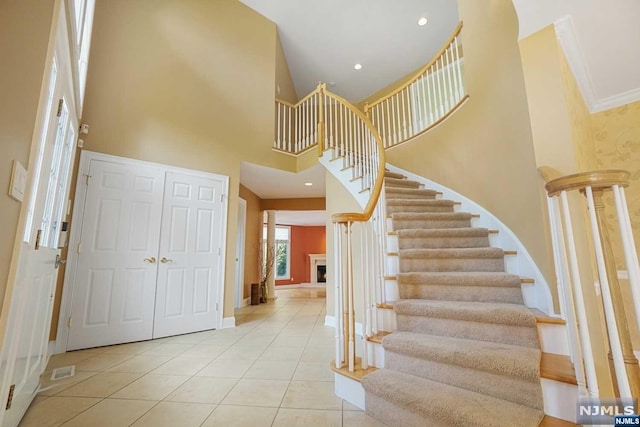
266 210 276 300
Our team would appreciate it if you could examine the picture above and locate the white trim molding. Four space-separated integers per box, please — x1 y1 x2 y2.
222 317 236 329
555 16 640 113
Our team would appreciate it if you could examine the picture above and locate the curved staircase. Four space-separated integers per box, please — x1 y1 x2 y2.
361 171 551 427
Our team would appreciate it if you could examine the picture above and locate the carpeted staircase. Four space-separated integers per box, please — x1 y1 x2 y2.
361 171 545 427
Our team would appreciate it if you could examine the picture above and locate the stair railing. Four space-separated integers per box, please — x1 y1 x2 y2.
322 88 387 372
274 87 322 155
364 22 468 149
541 168 640 399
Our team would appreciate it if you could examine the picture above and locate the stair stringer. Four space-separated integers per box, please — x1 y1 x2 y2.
385 163 555 316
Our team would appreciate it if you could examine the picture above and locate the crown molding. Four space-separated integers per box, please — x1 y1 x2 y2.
554 15 640 113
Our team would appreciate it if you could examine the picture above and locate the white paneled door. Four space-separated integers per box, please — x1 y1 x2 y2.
66 157 226 351
66 160 165 350
153 172 224 338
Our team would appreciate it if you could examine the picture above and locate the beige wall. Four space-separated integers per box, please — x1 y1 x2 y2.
275 32 298 104
239 185 262 299
80 0 294 318
0 0 56 312
384 0 552 286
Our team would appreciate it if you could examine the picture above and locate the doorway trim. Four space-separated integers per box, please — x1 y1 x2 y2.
235 198 247 308
54 150 229 354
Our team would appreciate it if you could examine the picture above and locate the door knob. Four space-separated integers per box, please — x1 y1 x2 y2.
160 257 173 264
144 257 157 264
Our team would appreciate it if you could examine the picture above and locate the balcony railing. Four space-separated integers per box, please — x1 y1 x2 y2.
365 22 468 149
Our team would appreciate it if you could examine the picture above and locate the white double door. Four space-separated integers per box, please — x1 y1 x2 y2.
67 158 225 350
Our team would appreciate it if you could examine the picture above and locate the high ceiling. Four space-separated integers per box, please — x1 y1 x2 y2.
239 0 460 102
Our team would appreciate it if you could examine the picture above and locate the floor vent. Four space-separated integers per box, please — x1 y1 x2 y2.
50 365 75 381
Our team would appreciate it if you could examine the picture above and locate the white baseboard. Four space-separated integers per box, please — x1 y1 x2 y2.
274 284 301 289
242 298 250 307
325 315 336 327
222 317 236 328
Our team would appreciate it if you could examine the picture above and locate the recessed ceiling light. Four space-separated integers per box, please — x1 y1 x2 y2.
418 17 428 26
354 63 362 70
304 182 313 186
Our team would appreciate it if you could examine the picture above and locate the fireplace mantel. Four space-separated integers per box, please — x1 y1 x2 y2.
309 254 327 284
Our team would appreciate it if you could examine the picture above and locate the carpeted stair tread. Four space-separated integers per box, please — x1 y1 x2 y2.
392 212 473 230
396 227 491 249
394 300 537 327
397 272 524 303
383 332 541 382
397 227 490 238
399 248 505 273
400 247 505 259
363 370 544 427
387 199 456 214
387 199 455 207
385 187 439 199
398 272 522 288
384 170 406 179
386 177 421 188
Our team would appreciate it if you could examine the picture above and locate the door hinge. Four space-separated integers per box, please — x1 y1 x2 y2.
67 317 72 328
56 99 64 117
5 384 15 410
35 229 42 250
83 174 92 185
216 303 218 312
77 242 82 254
220 194 225 203
217 248 221 255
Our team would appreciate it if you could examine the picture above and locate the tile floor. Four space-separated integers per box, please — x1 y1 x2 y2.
18 289 384 427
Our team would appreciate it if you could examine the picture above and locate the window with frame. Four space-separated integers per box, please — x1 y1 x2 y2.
262 225 291 280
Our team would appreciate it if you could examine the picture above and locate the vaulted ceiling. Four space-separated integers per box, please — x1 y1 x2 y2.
239 0 460 102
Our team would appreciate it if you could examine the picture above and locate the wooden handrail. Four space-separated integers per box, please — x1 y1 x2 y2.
275 84 322 109
323 89 386 224
364 22 464 111
544 170 630 196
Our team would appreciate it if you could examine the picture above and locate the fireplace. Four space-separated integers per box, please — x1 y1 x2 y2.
309 254 326 284
316 265 326 283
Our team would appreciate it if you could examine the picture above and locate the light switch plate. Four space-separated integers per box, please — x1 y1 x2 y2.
9 160 27 202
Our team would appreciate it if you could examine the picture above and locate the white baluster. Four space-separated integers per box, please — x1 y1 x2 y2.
277 103 282 150
548 195 588 393
446 45 454 109
340 104 345 158
347 222 355 372
612 185 640 332
401 89 407 140
361 223 369 370
454 36 464 96
436 58 445 116
558 191 599 396
425 72 434 125
334 222 341 368
390 97 397 146
585 186 631 398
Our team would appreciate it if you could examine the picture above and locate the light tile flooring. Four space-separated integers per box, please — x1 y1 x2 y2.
19 289 384 427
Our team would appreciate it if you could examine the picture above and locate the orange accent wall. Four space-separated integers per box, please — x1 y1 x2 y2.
276 225 326 285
